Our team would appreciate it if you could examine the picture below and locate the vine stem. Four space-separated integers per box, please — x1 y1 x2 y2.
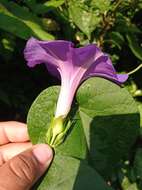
113 0 123 12
128 64 142 75
97 0 123 47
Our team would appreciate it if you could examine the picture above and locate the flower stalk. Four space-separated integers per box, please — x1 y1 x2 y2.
128 64 142 75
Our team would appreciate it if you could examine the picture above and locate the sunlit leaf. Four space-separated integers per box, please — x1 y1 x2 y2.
0 2 54 40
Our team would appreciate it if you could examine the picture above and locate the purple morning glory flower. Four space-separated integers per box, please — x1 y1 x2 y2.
24 37 128 119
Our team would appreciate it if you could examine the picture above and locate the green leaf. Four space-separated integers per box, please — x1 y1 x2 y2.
0 32 16 61
69 1 101 38
23 0 37 8
137 103 142 138
77 77 139 178
126 184 138 190
33 0 65 14
28 85 112 190
0 2 54 40
68 0 111 38
43 0 64 7
27 78 139 189
107 31 125 49
27 86 59 144
90 0 111 13
35 154 112 190
126 34 142 61
138 104 142 128
121 176 138 190
27 86 87 159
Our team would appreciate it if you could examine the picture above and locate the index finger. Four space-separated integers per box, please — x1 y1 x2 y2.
0 121 29 145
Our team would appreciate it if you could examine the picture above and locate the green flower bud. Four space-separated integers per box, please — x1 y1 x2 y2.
51 116 64 137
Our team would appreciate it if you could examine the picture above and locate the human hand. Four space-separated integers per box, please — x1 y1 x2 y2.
0 121 53 190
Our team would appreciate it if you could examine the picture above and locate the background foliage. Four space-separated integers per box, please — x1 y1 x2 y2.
0 0 142 189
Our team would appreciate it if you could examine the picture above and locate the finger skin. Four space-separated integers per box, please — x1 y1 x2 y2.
0 144 53 190
0 121 29 145
0 142 32 166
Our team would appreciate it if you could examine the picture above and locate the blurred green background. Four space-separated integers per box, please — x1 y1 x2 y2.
0 1 142 189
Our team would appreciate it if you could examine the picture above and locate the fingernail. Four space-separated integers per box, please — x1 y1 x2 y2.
33 144 53 166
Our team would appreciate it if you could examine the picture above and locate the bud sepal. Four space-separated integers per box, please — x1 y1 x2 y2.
46 116 71 147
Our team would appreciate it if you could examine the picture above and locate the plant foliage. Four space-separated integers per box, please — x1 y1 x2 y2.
0 1 142 189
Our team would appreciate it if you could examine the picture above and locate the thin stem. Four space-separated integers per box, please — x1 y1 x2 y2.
113 0 123 12
128 64 142 75
97 0 123 47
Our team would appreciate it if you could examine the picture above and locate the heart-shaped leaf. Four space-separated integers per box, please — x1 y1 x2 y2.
27 86 87 159
35 154 113 190
27 77 139 189
77 77 139 178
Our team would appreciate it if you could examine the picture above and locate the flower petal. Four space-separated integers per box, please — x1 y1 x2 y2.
24 37 57 68
75 44 103 66
24 38 75 79
83 55 128 84
116 74 128 83
24 37 74 73
24 38 128 118
38 40 74 62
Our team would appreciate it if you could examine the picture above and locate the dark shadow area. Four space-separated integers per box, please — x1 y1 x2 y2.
72 113 139 189
0 38 59 122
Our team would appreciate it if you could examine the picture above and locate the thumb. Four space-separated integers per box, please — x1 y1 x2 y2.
0 144 53 190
